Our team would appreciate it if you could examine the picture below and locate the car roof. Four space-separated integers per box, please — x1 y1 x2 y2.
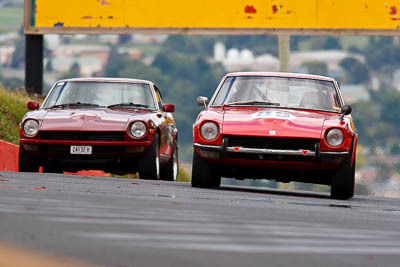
225 72 336 82
56 77 154 85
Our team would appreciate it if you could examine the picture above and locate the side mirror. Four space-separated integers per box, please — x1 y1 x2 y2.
27 101 39 110
340 105 352 121
196 96 209 107
341 105 352 115
163 104 175 113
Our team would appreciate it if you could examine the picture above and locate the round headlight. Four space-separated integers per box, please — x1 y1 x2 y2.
130 121 147 138
326 128 344 147
23 119 39 137
200 122 219 140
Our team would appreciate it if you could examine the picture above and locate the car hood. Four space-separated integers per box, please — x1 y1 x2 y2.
222 108 334 139
39 108 152 131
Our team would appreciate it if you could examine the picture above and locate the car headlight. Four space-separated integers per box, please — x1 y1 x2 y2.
200 122 219 140
326 128 344 147
23 119 39 137
130 121 147 138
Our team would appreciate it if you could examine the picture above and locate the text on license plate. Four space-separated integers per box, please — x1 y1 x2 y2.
70 146 92 155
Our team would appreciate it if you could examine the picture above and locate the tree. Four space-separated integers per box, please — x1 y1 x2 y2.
380 92 400 127
339 57 371 84
363 37 400 72
104 46 125 77
119 59 168 87
323 37 342 50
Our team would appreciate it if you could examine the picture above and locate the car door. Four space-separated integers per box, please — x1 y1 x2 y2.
153 86 174 161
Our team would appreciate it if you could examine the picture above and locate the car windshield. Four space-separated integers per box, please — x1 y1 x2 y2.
42 81 156 109
212 76 341 112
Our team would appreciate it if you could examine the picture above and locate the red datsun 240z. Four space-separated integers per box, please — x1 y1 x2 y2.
19 78 178 180
192 72 357 200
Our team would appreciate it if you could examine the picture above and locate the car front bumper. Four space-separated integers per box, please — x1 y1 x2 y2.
194 143 348 170
20 139 153 159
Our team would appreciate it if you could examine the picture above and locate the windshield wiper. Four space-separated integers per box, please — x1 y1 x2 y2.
47 102 101 109
107 103 150 109
223 101 280 107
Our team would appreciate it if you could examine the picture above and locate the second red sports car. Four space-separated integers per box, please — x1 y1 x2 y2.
192 72 357 199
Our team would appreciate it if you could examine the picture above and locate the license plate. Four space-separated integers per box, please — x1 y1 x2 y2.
70 146 92 155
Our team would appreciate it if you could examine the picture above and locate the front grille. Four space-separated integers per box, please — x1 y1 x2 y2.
40 131 125 141
226 135 319 151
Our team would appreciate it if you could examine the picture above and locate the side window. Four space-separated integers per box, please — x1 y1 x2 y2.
154 86 163 110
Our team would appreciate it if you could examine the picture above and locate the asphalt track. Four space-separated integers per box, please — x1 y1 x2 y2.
1 171 400 267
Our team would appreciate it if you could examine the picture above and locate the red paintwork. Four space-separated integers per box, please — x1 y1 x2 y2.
19 107 176 154
163 104 175 113
193 72 357 174
223 107 325 139
23 108 155 134
19 78 178 173
27 101 39 110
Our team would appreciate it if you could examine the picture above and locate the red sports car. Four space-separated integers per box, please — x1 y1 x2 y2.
19 78 178 180
192 72 357 199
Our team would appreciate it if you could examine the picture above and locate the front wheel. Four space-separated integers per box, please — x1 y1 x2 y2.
18 144 40 172
191 152 221 188
138 134 160 180
330 146 355 200
161 142 178 181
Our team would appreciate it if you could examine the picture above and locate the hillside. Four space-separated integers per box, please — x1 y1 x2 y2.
0 87 33 144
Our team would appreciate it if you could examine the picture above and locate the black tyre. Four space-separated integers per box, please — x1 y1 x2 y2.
191 152 221 188
138 134 160 180
18 144 39 172
330 145 355 200
161 142 178 181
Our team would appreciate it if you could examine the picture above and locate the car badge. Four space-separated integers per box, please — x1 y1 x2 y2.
269 130 276 135
233 147 240 152
301 150 309 156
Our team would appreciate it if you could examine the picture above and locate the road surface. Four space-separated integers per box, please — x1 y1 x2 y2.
0 171 400 267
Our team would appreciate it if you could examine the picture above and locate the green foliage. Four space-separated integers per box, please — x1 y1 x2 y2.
352 90 400 149
380 92 400 127
161 36 217 57
323 37 342 50
0 87 32 144
119 59 167 86
363 37 400 72
224 35 278 56
104 46 126 77
177 167 190 182
0 74 24 90
339 57 371 84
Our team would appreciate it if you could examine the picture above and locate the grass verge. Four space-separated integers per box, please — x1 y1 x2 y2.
0 87 34 144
